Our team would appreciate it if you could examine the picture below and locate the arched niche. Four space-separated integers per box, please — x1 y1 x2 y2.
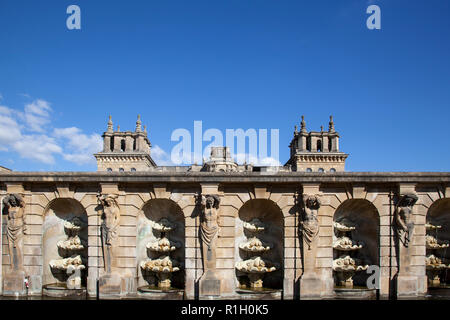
42 198 88 287
136 199 185 289
333 199 380 287
426 198 450 285
235 199 284 290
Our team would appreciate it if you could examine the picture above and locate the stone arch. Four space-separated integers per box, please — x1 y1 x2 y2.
235 199 284 291
41 198 88 290
426 198 450 286
136 199 186 290
333 199 380 287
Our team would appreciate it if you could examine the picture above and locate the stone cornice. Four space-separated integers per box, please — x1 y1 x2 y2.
0 171 449 184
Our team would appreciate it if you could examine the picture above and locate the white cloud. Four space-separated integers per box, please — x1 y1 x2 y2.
53 127 102 164
22 99 52 132
234 153 281 166
0 105 22 146
12 135 62 164
152 145 175 166
0 97 102 167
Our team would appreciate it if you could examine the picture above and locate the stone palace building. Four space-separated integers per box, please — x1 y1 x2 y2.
1 115 450 300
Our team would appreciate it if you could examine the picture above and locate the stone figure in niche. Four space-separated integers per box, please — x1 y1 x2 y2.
395 193 418 247
98 194 121 273
301 194 321 250
198 194 220 273
3 194 26 271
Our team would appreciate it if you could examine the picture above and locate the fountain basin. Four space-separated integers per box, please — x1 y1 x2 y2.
334 286 377 300
42 283 86 298
235 287 282 300
137 285 184 300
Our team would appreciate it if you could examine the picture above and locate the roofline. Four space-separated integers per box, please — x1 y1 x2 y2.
0 171 449 184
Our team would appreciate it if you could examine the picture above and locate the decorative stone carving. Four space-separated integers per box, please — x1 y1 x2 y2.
426 223 442 230
395 193 418 247
240 218 271 253
333 219 369 288
426 254 447 286
48 217 86 290
3 194 26 271
301 194 320 250
239 237 271 253
147 237 180 253
333 255 369 287
426 235 449 250
332 236 363 251
235 257 277 288
425 222 449 286
98 194 120 273
236 218 277 290
395 193 419 296
140 218 182 289
243 218 266 233
198 194 220 273
334 221 356 232
196 193 222 296
299 193 323 297
141 256 181 288
151 218 176 232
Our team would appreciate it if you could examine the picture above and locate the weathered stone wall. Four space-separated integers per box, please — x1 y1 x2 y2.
0 172 449 299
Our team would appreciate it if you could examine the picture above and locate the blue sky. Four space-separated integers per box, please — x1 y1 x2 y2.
0 0 449 172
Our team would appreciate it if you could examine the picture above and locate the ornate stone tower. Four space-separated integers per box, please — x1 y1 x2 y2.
286 116 348 172
94 115 157 172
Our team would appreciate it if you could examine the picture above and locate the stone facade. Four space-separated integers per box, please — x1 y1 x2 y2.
0 116 449 299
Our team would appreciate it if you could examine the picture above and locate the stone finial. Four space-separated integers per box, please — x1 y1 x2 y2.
144 125 147 133
117 125 120 132
107 115 113 133
136 114 142 132
329 115 335 133
300 115 306 133
320 125 323 132
294 125 298 134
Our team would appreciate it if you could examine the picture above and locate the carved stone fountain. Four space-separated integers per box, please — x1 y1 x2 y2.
45 217 86 297
333 220 369 288
139 218 183 299
426 223 449 287
235 218 278 292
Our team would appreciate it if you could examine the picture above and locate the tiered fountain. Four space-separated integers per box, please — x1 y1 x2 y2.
426 223 449 287
333 219 372 298
235 218 278 296
139 218 184 299
45 217 86 297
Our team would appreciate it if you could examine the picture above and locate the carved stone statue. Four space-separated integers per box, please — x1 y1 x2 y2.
199 194 220 272
3 194 26 271
98 194 121 273
196 193 222 296
395 194 418 247
301 194 321 250
299 193 323 297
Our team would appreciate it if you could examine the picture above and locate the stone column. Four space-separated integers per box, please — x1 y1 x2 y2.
395 184 419 298
103 135 111 152
125 135 133 152
299 184 323 299
310 137 317 152
322 136 329 152
2 183 27 296
198 183 222 298
114 135 121 152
